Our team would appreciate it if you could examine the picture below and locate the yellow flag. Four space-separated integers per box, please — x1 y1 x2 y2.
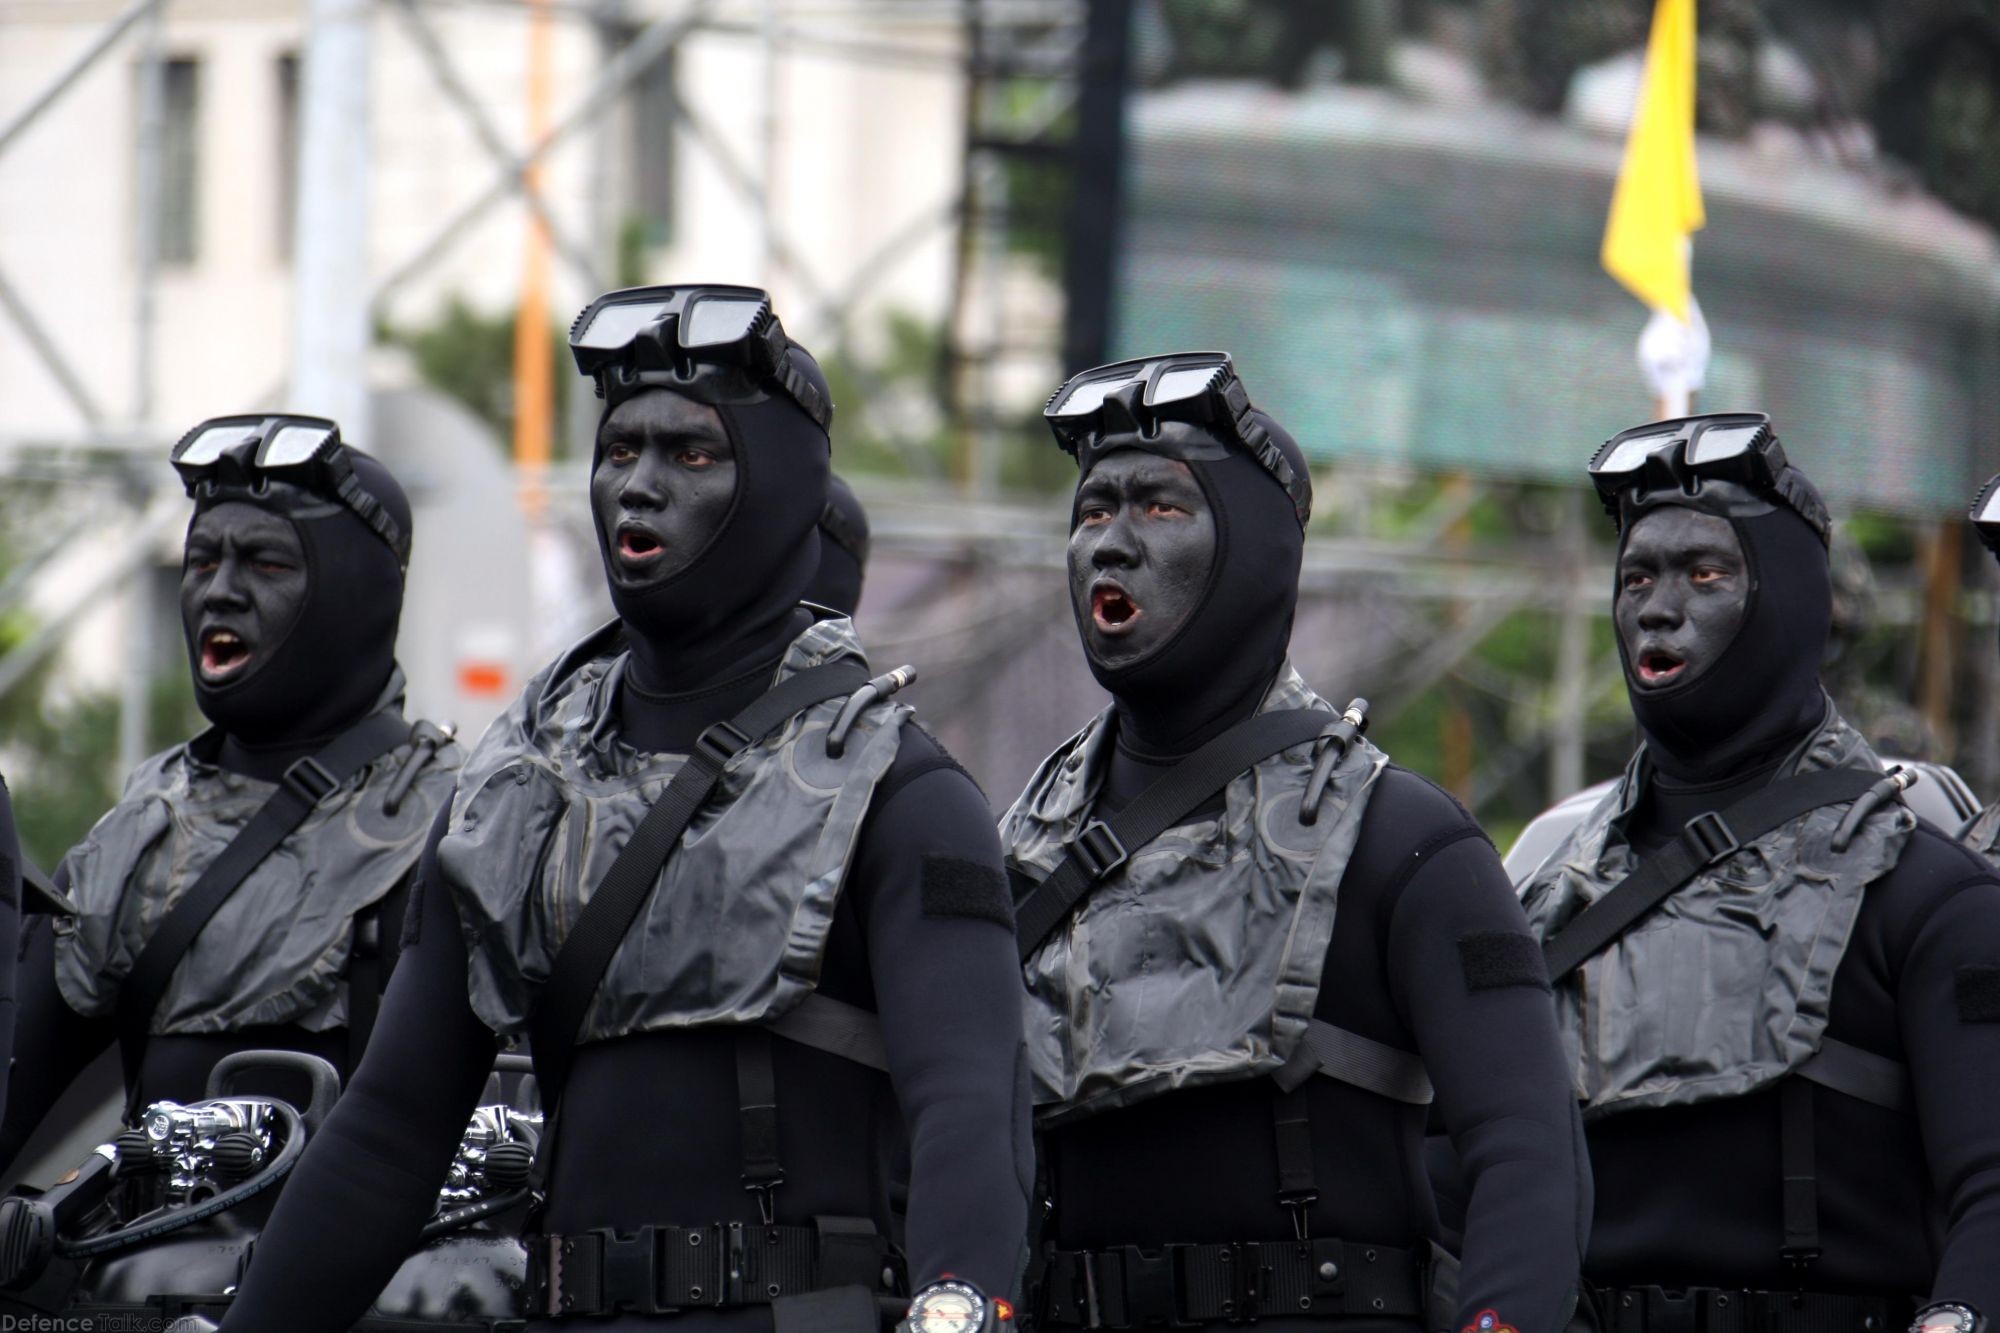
1601 0 1705 320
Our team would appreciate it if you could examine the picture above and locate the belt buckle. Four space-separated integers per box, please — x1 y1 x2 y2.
1108 1246 1198 1330
1223 1242 1264 1325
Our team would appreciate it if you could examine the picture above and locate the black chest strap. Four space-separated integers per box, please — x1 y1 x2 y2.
116 709 412 1119
1536 764 1903 1278
1013 709 1337 961
525 661 874 1224
1539 767 1880 986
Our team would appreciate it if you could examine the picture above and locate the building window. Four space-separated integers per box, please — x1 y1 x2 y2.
629 48 676 244
151 57 201 264
276 53 299 260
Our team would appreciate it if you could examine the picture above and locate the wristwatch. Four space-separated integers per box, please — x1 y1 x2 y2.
1911 1304 1986 1333
902 1277 1012 1333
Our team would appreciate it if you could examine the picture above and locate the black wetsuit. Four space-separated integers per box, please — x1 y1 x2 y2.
1581 768 2000 1302
0 453 427 1168
1549 474 2000 1304
0 777 25 1132
219 643 1032 1333
1025 402 1588 1332
1042 751 1591 1331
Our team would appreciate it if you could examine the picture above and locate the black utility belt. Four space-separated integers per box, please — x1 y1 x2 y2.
529 1217 900 1319
1593 1285 1916 1333
1039 1237 1425 1329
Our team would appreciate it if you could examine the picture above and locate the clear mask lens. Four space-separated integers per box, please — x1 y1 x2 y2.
575 298 673 351
1596 430 1682 475
682 296 764 348
1685 422 1762 465
1052 372 1144 419
175 423 259 468
260 422 336 467
1148 364 1224 406
1978 479 2000 524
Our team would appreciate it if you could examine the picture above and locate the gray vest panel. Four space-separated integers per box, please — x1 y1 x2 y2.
1518 704 1909 1119
1962 800 2000 868
439 616 905 1043
54 679 463 1035
1001 665 1387 1126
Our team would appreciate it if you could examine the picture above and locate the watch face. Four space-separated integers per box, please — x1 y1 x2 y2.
910 1281 985 1333
1913 1305 1980 1333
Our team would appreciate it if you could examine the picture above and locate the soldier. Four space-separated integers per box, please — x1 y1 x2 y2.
212 286 1029 1333
1006 352 1588 1332
1520 415 2000 1326
0 417 462 1165
1959 472 2000 866
808 473 871 616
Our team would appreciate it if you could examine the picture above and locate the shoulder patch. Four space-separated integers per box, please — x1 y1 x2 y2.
1458 931 1550 993
1954 965 2000 1022
1465 1311 1519 1333
920 855 1013 929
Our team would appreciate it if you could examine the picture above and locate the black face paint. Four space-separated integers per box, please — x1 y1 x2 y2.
1615 507 1749 694
1066 410 1309 758
588 346 831 699
182 451 411 752
591 392 740 592
1069 451 1217 675
181 503 309 691
1614 483 1833 783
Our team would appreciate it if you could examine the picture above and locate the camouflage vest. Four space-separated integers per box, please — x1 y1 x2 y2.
1000 665 1387 1127
55 674 463 1035
438 616 906 1043
1962 801 2000 868
1518 704 1909 1119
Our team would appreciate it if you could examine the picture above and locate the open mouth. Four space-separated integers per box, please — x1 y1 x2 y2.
1091 583 1143 635
616 523 664 564
1635 648 1687 687
199 627 253 682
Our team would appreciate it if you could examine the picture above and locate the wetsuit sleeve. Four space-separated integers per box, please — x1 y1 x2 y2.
1385 809 1587 1333
0 778 21 1121
1894 851 2000 1308
0 871 117 1175
851 756 1033 1300
220 806 497 1332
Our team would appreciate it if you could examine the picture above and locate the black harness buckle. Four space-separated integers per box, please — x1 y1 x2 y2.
281 755 339 804
1681 810 1741 866
1069 820 1129 881
695 719 752 770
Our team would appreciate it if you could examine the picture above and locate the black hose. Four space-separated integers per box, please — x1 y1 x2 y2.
417 1189 530 1242
56 1102 307 1260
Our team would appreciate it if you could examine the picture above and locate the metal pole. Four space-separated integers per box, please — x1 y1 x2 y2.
514 0 557 518
121 1 168 776
370 0 722 312
0 0 170 161
291 0 375 437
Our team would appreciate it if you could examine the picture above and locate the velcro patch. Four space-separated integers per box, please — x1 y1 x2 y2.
920 856 1013 929
1458 931 1550 993
1954 966 2000 1022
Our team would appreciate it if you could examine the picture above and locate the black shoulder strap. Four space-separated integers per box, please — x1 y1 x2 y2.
1014 709 1335 961
1276 1017 1434 1106
1794 1036 1910 1114
117 710 412 1116
1540 768 1882 985
528 661 870 1110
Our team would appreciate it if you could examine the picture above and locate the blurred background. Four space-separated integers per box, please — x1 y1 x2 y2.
0 0 1996 867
